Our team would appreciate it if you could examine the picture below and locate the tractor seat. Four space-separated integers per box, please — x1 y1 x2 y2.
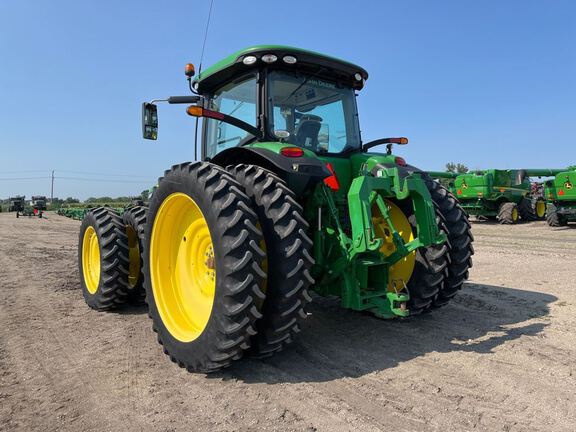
295 116 322 151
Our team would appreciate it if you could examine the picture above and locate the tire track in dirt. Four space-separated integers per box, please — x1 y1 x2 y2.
0 215 147 431
1 214 576 431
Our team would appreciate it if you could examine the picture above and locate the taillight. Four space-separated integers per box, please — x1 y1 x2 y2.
559 189 565 196
280 147 304 157
457 189 462 195
394 156 407 166
324 163 340 191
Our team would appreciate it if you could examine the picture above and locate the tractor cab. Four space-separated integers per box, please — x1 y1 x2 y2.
143 46 408 194
190 46 367 159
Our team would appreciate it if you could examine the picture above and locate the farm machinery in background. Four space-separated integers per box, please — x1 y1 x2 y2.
77 45 474 373
8 196 25 212
57 197 147 220
58 202 138 220
30 195 47 211
543 166 576 226
7 195 43 218
428 169 564 224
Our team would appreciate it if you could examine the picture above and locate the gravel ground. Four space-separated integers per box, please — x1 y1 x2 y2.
0 212 575 432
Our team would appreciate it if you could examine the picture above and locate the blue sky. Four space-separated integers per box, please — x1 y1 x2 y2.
0 0 574 200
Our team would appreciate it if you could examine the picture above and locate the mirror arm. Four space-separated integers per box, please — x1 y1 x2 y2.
148 96 203 105
362 137 409 152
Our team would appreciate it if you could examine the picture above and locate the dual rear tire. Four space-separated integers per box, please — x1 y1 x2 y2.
143 163 313 371
79 207 130 309
404 176 474 314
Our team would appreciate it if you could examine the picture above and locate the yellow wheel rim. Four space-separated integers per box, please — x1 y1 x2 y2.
82 226 101 294
150 193 216 342
372 200 416 292
512 207 519 222
126 225 140 288
536 201 546 218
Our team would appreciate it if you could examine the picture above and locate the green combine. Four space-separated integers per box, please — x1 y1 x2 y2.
78 46 474 372
429 169 560 224
8 195 25 212
544 166 576 226
31 195 48 211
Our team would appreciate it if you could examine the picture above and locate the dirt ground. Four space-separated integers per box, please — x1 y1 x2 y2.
0 212 575 432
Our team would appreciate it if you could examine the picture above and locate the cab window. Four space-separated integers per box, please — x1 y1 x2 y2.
268 70 361 154
205 75 257 158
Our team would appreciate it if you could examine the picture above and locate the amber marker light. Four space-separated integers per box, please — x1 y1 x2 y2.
185 63 196 77
186 105 203 117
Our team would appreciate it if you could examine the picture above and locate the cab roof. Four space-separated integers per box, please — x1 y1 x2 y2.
193 45 369 93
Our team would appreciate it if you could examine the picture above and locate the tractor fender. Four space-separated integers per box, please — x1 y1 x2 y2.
210 147 331 196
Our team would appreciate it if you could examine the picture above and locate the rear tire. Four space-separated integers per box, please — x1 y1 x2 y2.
424 177 474 308
144 162 266 373
123 206 147 304
393 179 449 314
497 202 519 224
78 207 130 310
546 203 567 227
228 164 314 358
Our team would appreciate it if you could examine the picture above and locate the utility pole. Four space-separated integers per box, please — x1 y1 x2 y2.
50 170 55 203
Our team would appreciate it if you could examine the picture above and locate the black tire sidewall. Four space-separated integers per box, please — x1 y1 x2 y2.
78 211 105 307
144 163 263 370
122 207 147 294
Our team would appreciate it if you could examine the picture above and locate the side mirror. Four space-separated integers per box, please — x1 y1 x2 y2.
142 103 158 140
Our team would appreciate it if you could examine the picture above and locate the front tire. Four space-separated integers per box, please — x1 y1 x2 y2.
144 162 266 373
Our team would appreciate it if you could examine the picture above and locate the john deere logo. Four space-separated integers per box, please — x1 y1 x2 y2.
461 181 468 189
565 181 573 190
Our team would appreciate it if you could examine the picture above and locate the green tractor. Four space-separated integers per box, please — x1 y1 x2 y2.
544 166 576 226
78 46 473 372
428 169 559 224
